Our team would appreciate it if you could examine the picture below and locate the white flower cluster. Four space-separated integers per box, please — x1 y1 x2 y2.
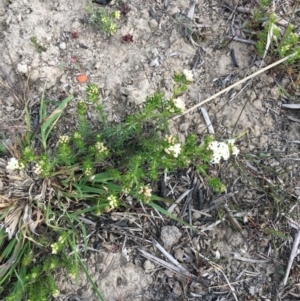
33 163 43 175
51 235 66 254
164 135 181 158
183 69 194 82
208 139 239 164
95 142 107 153
173 98 185 112
74 132 82 139
107 195 118 208
167 97 185 113
84 166 93 176
139 185 152 201
52 289 60 298
59 135 70 144
6 158 25 171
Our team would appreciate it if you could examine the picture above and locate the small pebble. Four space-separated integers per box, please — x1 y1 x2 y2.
161 226 182 249
143 260 155 273
17 63 28 74
6 106 15 112
149 19 158 29
150 57 159 67
59 42 67 50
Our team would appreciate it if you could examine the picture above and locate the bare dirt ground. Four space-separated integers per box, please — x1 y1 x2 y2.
0 0 300 300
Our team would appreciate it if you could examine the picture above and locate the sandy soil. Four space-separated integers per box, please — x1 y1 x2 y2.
0 0 300 300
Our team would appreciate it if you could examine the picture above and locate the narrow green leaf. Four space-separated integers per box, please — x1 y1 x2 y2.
149 202 199 232
76 252 106 301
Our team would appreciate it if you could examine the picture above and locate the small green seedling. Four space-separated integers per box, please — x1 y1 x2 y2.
86 4 121 35
30 36 47 53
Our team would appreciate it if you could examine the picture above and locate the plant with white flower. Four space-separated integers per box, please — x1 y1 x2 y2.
51 242 60 254
52 289 60 298
173 97 185 112
58 135 70 144
6 158 25 171
165 143 181 158
84 167 93 176
208 139 239 164
33 163 43 175
95 141 107 153
183 69 194 82
107 195 118 209
227 139 240 156
51 233 68 254
164 135 181 158
138 185 152 202
164 135 176 144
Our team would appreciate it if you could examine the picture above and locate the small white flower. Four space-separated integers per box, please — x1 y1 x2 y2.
6 158 20 171
183 69 194 81
59 135 70 144
208 139 240 163
226 139 236 146
139 185 152 200
18 162 25 169
208 141 230 164
51 243 59 254
52 289 60 297
173 98 185 112
122 187 130 194
165 143 181 158
74 132 82 139
231 145 239 156
107 195 118 208
164 135 176 144
84 167 93 176
33 163 43 175
95 142 107 153
226 139 239 156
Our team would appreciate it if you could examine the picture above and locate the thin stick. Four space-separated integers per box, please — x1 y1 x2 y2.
196 251 238 301
282 230 300 286
173 53 296 119
167 189 193 213
152 239 184 270
200 106 215 134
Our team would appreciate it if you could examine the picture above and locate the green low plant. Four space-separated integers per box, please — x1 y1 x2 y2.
252 0 300 63
0 71 236 300
30 37 47 53
86 3 121 35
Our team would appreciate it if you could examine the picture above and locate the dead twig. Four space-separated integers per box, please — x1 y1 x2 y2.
226 252 269 264
281 230 300 286
138 248 208 287
152 239 184 270
276 230 300 299
173 53 297 119
200 106 215 134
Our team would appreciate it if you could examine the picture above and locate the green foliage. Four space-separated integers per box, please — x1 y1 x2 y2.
86 5 120 35
1 71 235 300
30 37 47 53
260 0 272 7
5 250 73 301
172 14 195 39
253 6 300 62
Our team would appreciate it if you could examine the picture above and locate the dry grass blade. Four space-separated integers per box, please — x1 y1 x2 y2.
282 103 300 109
200 106 215 134
167 188 193 213
152 239 184 270
226 252 269 263
281 230 300 286
187 2 195 20
138 248 208 286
